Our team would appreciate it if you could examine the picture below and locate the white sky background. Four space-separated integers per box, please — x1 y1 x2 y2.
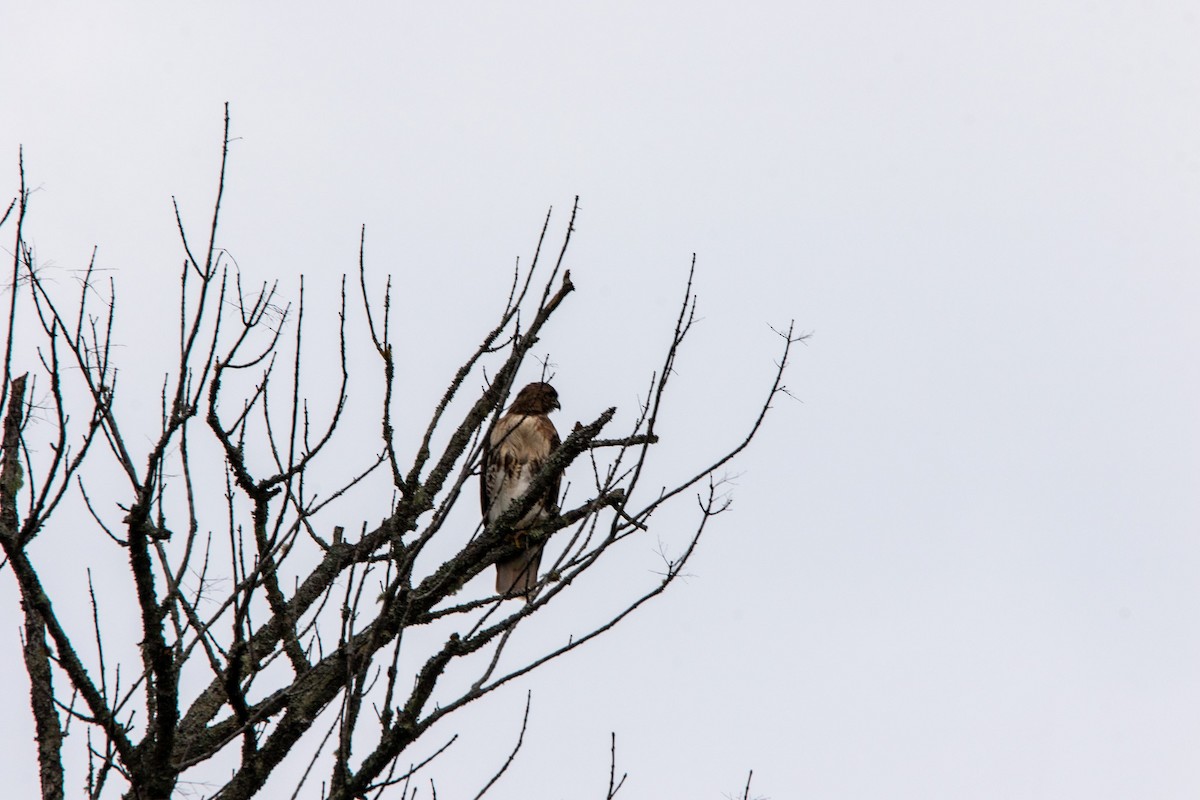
2 3 1199 798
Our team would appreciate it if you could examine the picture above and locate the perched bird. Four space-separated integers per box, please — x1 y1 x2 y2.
481 381 562 598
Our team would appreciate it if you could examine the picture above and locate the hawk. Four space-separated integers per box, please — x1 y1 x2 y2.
481 381 562 598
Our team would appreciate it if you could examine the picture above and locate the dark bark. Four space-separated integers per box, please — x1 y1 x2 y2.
3 375 65 800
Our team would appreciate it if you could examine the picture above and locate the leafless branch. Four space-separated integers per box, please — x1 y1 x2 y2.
471 692 531 799
606 733 627 799
0 115 795 799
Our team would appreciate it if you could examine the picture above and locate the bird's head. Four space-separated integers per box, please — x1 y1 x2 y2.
508 381 561 414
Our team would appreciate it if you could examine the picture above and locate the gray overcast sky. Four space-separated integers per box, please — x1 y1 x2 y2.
2 3 1198 798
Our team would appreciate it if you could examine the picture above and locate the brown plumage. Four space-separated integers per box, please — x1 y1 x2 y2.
480 382 562 598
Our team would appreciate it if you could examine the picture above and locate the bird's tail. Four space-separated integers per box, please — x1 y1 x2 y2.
496 545 543 599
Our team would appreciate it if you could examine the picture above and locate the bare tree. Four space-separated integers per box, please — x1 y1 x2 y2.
0 108 799 800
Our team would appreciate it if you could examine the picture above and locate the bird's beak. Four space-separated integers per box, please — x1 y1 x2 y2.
554 398 562 411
